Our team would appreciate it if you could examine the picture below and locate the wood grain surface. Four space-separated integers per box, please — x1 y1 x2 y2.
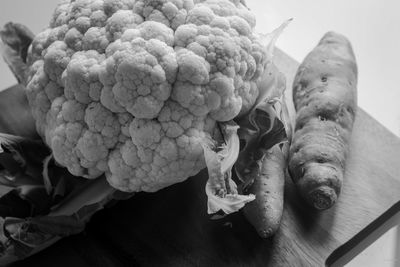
4 49 400 267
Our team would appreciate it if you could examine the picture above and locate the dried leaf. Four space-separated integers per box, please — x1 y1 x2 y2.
257 18 292 59
202 121 255 215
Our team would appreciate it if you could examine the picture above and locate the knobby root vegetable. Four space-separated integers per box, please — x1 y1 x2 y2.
288 32 358 210
242 143 288 238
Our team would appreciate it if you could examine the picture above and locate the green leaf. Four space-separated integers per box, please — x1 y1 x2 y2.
1 216 61 262
0 191 31 218
15 185 52 215
49 176 116 217
0 22 34 62
29 216 85 236
0 98 121 264
0 133 50 188
0 53 124 264
0 176 117 264
235 83 290 189
4 217 53 248
0 22 34 84
0 134 54 217
0 84 38 139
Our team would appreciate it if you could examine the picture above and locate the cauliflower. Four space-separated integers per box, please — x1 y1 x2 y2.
24 0 272 193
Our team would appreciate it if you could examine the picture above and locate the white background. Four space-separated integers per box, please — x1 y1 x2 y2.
0 1 399 266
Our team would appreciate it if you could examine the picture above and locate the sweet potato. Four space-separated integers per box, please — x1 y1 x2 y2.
235 86 290 237
242 143 287 238
288 32 358 210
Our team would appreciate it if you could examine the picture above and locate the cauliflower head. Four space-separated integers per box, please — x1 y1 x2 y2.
25 0 270 192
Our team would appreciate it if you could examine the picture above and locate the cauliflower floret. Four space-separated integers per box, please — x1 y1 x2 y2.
84 102 120 147
64 50 104 104
104 38 176 119
82 27 109 52
25 0 271 192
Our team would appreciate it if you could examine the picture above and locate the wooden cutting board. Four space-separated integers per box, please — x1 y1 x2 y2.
6 49 400 267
